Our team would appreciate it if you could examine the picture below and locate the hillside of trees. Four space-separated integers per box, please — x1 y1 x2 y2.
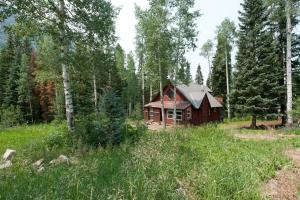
0 0 299 141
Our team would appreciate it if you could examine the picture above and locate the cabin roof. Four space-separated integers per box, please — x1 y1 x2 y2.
146 83 222 109
144 101 191 110
177 84 222 109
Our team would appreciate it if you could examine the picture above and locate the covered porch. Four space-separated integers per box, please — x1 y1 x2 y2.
144 101 192 125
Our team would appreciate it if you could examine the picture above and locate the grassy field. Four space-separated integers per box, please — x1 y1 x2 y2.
0 121 299 199
0 124 57 154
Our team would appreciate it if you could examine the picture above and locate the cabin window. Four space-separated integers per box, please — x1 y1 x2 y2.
213 108 217 112
187 108 192 119
167 110 183 121
166 89 174 100
150 108 154 117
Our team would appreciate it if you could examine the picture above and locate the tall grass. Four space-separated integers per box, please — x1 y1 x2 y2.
0 124 292 199
0 124 58 153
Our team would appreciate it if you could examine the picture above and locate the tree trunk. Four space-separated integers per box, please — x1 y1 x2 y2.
141 59 145 108
158 53 166 129
150 83 153 102
129 102 132 116
28 96 33 124
251 114 257 128
93 74 97 114
225 46 231 119
208 56 211 88
286 0 293 126
173 67 177 128
60 0 75 131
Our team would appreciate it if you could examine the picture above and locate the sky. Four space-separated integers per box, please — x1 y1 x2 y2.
110 0 243 82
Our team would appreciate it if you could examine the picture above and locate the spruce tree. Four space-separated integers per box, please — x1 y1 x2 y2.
184 62 192 84
211 34 232 98
232 0 283 128
17 53 34 122
0 30 15 107
195 64 203 85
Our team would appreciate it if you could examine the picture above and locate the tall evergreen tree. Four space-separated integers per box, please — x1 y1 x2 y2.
232 0 283 128
195 64 204 85
184 61 192 84
17 53 34 123
0 30 15 107
211 35 232 97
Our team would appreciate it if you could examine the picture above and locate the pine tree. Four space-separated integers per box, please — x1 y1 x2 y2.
17 53 34 122
293 34 300 96
184 61 192 84
211 34 232 98
0 30 15 107
195 64 203 85
232 0 283 128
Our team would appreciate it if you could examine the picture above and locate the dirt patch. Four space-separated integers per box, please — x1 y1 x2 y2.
146 122 174 132
286 149 300 167
262 149 300 200
262 168 300 200
234 133 299 141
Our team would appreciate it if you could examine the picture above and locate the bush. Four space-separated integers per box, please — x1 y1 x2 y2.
121 121 147 143
292 98 300 124
74 89 126 147
0 105 23 128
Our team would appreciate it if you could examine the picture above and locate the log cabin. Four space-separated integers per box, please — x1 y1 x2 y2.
144 83 223 125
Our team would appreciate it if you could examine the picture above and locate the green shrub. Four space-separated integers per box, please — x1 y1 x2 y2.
74 89 126 147
0 105 23 128
292 98 300 124
121 121 147 143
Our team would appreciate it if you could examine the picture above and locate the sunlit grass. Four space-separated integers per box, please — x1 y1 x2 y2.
0 124 57 154
0 123 296 199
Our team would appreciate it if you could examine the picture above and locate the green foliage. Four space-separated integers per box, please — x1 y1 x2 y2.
211 18 236 98
99 89 125 144
177 60 192 85
17 53 34 122
74 90 125 146
0 123 293 199
291 98 300 123
0 30 15 106
232 0 283 123
195 64 204 85
0 105 23 128
200 40 214 88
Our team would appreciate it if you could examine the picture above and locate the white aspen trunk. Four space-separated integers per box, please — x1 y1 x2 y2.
225 46 231 119
286 0 293 126
173 68 177 128
158 52 166 129
141 54 145 108
93 74 97 114
208 56 211 89
60 0 75 131
150 83 153 102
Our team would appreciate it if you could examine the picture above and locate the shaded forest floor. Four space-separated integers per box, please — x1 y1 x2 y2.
0 120 300 199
